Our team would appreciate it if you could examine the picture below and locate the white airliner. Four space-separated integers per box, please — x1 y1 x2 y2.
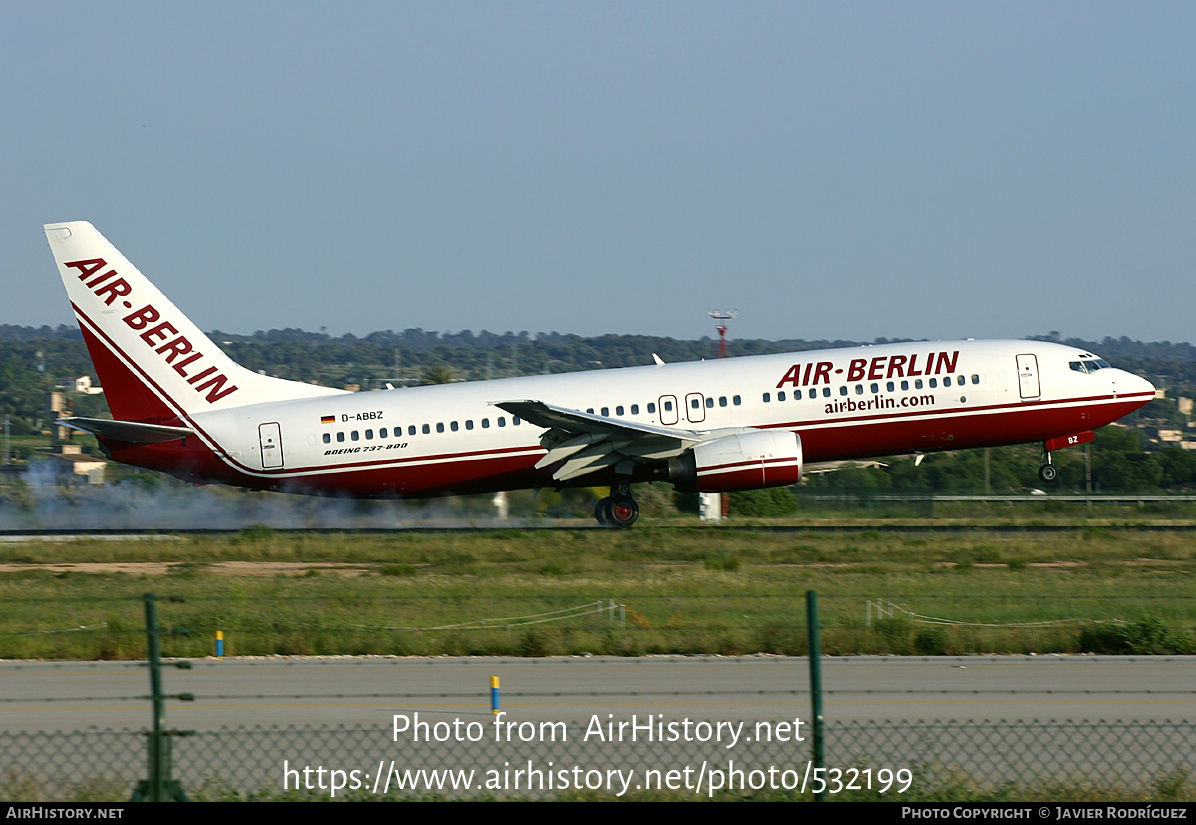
45 221 1156 526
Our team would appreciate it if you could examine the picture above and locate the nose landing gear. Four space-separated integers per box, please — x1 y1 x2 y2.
1038 459 1058 483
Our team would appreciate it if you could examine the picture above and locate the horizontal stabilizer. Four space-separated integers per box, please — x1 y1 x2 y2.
57 416 195 444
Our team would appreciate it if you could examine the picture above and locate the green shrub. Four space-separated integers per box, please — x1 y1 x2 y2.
1079 618 1191 654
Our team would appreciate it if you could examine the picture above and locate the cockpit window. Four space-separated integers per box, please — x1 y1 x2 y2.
1070 358 1113 374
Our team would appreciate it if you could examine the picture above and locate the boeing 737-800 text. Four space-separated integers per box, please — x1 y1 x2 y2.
45 222 1156 526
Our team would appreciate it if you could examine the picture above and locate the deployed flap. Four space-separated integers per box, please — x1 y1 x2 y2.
57 416 195 444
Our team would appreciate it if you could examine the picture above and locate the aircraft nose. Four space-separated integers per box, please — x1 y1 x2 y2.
1113 371 1156 397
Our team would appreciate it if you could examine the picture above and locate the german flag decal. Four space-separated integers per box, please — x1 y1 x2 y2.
321 415 335 425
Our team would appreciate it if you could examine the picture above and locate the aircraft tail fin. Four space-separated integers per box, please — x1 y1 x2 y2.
44 221 345 424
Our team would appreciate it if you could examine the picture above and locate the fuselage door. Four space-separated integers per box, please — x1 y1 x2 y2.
258 422 284 469
658 395 679 426
685 392 706 424
1016 354 1041 400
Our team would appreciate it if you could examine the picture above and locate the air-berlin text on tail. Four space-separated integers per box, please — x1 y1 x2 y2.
776 351 960 389
65 258 239 404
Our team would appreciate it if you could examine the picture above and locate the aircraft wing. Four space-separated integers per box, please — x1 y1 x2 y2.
492 399 705 482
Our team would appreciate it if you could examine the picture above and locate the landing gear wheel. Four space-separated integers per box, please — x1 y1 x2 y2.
1038 464 1058 483
594 497 613 525
607 496 639 528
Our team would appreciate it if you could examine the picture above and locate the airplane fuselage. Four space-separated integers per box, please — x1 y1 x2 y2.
105 339 1153 497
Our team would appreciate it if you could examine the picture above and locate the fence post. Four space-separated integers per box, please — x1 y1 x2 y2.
132 593 192 802
806 589 824 801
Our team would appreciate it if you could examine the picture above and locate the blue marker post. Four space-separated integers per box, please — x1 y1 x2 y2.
491 676 500 714
215 630 224 658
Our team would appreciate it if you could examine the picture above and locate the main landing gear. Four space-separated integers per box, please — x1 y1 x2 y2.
595 481 639 528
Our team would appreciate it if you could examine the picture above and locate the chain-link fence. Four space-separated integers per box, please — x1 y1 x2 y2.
3 718 1193 800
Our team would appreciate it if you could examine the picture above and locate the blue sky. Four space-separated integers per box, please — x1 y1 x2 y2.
4 2 1194 344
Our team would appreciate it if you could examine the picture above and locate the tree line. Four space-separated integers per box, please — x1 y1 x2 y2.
1 324 1194 492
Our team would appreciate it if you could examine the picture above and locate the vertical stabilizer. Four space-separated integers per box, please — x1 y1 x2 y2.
45 221 345 423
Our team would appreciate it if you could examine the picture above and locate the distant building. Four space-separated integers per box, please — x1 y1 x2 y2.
54 376 104 395
1143 427 1184 444
50 445 106 484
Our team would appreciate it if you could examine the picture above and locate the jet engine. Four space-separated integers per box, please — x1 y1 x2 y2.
668 430 801 493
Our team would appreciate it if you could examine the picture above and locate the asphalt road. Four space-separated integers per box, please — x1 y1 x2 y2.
3 654 1193 732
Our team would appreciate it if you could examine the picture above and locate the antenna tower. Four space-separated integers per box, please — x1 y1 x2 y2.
708 310 738 359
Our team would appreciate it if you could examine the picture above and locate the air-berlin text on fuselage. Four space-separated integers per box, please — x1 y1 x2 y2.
65 258 239 404
776 351 960 389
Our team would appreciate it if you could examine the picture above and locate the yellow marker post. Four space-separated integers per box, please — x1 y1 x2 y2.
491 676 500 714
215 630 224 658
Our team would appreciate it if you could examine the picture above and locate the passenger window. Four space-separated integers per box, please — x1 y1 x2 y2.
602 407 609 416
482 419 490 428
901 380 909 391
514 417 521 425
351 431 359 441
450 421 459 432
663 400 673 411
763 393 771 403
778 391 786 402
379 428 388 438
943 377 951 387
929 378 937 388
915 380 923 389
794 389 802 400
823 387 831 397
323 433 331 444
886 382 894 392
336 432 345 443
705 397 714 408
733 395 741 405
855 385 864 395
972 374 980 384
616 406 624 415
690 398 700 409
422 424 430 434
498 417 506 427
719 397 727 407
648 403 656 413
409 425 417 436
436 423 444 433
466 420 473 430
631 404 639 414
839 386 848 396
365 429 373 440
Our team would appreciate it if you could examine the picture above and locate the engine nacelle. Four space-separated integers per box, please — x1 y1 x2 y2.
669 430 802 493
